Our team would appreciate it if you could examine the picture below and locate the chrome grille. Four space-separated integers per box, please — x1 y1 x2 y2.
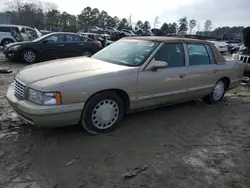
14 79 25 99
239 55 250 64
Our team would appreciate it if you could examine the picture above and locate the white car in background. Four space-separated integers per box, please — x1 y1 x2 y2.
207 40 228 53
0 24 42 47
18 25 42 41
121 29 136 36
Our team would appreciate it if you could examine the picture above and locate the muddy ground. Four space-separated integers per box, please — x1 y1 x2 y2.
1 52 250 188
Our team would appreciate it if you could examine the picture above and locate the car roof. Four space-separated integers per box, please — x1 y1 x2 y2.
0 24 33 28
82 33 99 35
50 32 80 35
123 36 226 64
123 36 210 44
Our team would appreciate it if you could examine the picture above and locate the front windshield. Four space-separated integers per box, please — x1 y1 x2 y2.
92 39 159 67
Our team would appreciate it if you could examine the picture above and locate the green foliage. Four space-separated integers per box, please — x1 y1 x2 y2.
4 0 245 37
178 17 188 32
189 19 197 33
161 22 169 32
142 21 151 30
204 20 212 31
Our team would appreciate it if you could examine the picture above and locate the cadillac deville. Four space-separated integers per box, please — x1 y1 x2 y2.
6 37 244 134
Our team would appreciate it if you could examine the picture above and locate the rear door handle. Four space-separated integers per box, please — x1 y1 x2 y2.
214 69 218 73
57 44 64 47
179 73 187 78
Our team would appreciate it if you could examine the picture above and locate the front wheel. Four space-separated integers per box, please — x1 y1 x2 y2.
205 80 226 104
80 91 124 134
22 50 37 64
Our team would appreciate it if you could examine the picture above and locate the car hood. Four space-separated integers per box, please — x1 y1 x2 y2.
16 57 136 89
5 41 33 48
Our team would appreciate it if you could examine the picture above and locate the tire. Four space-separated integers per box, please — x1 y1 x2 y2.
80 91 124 134
205 79 226 104
82 50 92 57
2 39 14 47
22 50 37 64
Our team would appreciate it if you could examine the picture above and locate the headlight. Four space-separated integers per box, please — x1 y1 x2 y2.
28 88 61 105
9 45 21 51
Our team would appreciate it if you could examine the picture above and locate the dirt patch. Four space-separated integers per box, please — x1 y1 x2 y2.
1 53 250 188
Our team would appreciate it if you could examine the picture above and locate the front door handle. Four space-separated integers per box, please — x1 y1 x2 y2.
214 69 218 73
78 43 84 46
57 44 64 47
179 73 187 78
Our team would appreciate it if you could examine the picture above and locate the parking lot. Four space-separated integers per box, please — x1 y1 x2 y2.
1 51 250 188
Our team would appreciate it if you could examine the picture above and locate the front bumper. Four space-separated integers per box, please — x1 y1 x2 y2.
6 85 85 127
3 49 21 59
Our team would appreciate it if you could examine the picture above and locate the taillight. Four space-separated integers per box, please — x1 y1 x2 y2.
97 41 102 48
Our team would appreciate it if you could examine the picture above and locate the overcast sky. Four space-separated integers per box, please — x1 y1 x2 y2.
0 0 249 29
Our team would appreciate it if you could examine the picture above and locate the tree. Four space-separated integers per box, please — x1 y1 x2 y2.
5 0 46 29
106 16 116 27
142 21 151 30
117 18 129 30
153 16 160 28
98 10 108 28
113 16 120 28
204 20 212 31
60 11 70 29
178 17 188 33
168 22 178 34
91 8 100 26
189 19 197 34
78 7 92 30
135 20 143 30
161 22 169 33
46 9 61 28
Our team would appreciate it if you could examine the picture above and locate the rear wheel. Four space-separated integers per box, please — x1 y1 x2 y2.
22 50 37 64
80 91 124 134
205 79 226 104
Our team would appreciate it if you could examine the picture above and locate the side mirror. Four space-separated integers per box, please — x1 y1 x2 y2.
147 60 168 71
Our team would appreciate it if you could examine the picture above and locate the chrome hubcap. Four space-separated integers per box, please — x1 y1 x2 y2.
83 51 91 57
213 81 225 100
91 99 119 129
24 51 35 63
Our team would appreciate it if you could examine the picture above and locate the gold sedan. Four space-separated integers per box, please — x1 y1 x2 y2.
6 37 244 134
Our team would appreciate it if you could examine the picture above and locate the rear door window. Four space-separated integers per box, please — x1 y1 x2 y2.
65 34 81 42
81 36 92 42
187 44 210 66
205 45 215 64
